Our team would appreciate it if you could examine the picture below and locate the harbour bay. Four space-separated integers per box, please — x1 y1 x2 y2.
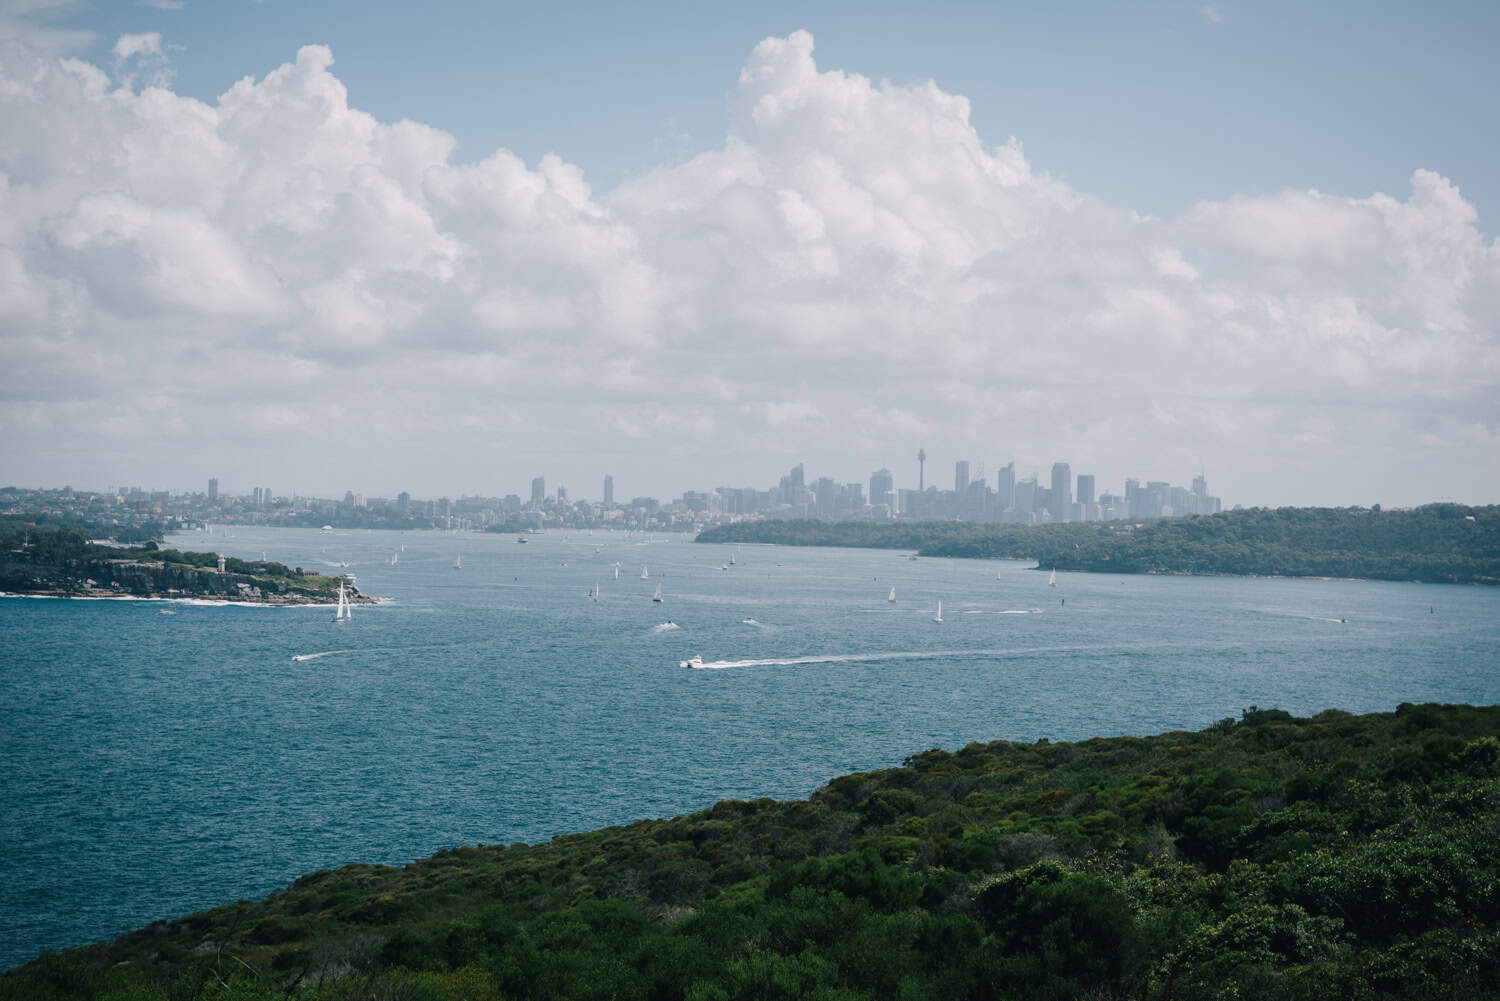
2 526 1497 970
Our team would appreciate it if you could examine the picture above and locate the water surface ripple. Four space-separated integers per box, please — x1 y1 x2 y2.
3 527 1497 968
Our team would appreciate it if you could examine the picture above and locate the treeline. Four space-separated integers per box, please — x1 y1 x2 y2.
1036 504 1500 583
0 521 341 599
697 505 1500 583
696 518 1092 557
7 703 1500 999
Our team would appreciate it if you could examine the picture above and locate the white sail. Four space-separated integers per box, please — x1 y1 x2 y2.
653 582 663 602
454 555 462 570
641 565 649 579
614 565 620 579
888 587 896 603
1048 568 1057 587
335 582 348 621
932 600 943 623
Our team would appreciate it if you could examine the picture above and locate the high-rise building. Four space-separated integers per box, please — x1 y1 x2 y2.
1077 474 1095 506
530 476 546 508
1050 463 1072 521
996 463 1015 511
869 468 894 513
917 448 926 491
955 460 970 495
207 477 218 502
398 491 411 516
603 474 614 505
1014 476 1037 520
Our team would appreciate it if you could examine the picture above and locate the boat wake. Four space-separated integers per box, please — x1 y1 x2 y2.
1001 609 1045 614
741 618 768 627
651 621 680 632
290 650 350 662
684 649 1001 670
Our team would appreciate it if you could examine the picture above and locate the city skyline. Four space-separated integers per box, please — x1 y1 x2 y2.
2 5 1497 508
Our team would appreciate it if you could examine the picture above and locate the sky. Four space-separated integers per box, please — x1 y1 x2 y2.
0 0 1496 507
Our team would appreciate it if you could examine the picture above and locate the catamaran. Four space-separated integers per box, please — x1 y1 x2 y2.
932 600 943 623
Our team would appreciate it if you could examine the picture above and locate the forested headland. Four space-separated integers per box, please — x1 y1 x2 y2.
6 703 1500 999
696 504 1500 584
0 519 365 603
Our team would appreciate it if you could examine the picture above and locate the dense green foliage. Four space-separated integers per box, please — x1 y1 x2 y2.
8 704 1500 999
0 521 347 600
697 505 1500 584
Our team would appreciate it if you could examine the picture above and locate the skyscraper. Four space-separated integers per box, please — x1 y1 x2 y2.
996 463 1014 511
955 460 970 495
1077 474 1095 506
869 468 894 513
207 477 218 502
530 476 546 508
1050 463 1072 521
603 474 614 505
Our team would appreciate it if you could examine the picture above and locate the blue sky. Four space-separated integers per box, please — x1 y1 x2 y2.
2 1 1497 506
54 0 1499 226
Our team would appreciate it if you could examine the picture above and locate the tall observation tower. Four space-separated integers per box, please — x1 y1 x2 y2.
917 448 927 492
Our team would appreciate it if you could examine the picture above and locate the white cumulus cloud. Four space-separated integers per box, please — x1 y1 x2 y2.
0 29 1494 504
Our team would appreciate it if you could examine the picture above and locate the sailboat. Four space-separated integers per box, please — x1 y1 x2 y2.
932 600 943 623
454 555 462 570
652 582 663 603
335 582 351 623
614 564 620 580
1048 568 1057 587
592 581 600 602
888 586 896 603
641 565 649 580
729 550 737 566
390 552 399 566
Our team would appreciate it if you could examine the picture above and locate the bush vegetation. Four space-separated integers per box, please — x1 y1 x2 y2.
697 504 1500 584
6 703 1500 999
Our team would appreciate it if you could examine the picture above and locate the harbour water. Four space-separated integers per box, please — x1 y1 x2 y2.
3 526 1498 969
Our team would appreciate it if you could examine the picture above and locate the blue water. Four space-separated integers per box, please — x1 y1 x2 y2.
3 526 1498 969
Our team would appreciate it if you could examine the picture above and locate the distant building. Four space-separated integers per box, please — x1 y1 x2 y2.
398 491 411 516
996 463 1014 512
207 477 218 502
955 460 970 495
1050 463 1072 521
869 468 894 513
603 474 614 506
530 476 546 508
1077 474 1095 506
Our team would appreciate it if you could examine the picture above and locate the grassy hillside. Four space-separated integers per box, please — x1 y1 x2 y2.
6 703 1500 999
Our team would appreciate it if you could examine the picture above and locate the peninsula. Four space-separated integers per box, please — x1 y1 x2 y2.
0 520 372 605
697 504 1500 585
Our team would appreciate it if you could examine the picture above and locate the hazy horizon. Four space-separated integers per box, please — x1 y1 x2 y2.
2 2 1496 509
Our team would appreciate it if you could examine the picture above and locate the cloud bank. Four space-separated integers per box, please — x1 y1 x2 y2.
0 29 1495 503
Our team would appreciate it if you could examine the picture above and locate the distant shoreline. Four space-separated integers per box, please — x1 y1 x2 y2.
0 588 376 606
